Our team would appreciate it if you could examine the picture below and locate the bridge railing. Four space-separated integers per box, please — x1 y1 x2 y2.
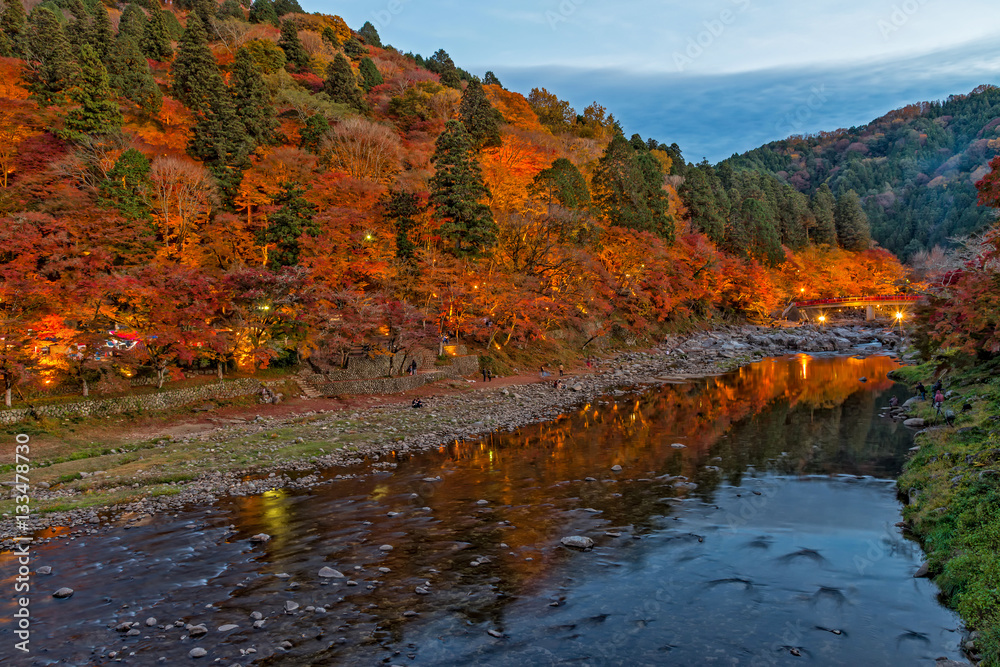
792 294 922 308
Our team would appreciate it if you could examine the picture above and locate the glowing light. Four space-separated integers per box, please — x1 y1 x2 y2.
365 234 373 241
895 312 903 320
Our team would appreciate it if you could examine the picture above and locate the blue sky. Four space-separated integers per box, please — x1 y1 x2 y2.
304 0 1000 162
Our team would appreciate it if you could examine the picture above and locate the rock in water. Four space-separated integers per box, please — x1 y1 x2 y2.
284 601 299 612
218 624 239 632
36 566 52 575
611 465 622 472
249 533 271 544
903 418 926 428
859 377 868 383
318 567 345 578
52 588 74 599
379 544 394 552
913 562 930 578
670 443 687 449
189 648 207 658
560 536 594 550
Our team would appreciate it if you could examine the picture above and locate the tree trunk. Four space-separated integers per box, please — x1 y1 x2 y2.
156 367 166 389
82 377 89 397
217 361 224 380
5 386 10 408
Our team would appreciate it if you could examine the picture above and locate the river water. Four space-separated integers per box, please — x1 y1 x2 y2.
0 354 965 666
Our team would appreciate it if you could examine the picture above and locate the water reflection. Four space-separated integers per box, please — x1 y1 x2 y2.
0 355 963 666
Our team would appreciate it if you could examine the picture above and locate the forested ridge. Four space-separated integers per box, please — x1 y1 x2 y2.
724 85 1000 259
0 0 906 403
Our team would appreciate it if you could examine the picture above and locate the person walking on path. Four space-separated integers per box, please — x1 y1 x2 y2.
482 368 488 382
559 363 564 377
934 389 945 415
915 382 926 400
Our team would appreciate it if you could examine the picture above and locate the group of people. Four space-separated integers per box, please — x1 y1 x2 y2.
909 379 947 417
480 368 494 382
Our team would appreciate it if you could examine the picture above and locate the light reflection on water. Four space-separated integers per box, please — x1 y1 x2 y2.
0 355 965 666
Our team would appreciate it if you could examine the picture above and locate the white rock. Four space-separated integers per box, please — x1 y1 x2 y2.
319 567 345 578
52 587 74 599
189 648 207 658
670 443 687 449
379 544 394 552
249 533 271 544
218 624 239 632
284 601 299 612
560 536 594 550
903 418 926 428
611 464 622 472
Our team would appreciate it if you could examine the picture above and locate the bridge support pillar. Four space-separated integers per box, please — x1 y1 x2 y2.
866 305 875 321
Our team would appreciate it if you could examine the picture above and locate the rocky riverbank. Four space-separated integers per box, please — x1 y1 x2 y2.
0 322 906 545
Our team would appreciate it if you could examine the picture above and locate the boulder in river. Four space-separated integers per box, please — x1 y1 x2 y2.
903 418 926 428
560 536 594 550
914 562 930 578
52 588 74 599
189 647 207 658
249 533 271 544
319 567 345 578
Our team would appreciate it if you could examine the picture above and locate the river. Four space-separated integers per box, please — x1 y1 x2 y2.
0 354 966 666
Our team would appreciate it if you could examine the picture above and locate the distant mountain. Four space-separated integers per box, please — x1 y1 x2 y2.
722 85 1000 259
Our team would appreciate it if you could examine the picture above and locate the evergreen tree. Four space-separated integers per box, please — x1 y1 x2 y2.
592 133 673 240
810 183 838 245
99 147 152 220
65 0 91 55
298 113 328 153
834 189 871 251
117 4 148 45
430 120 495 256
272 0 302 16
141 7 173 61
532 157 590 210
483 71 501 87
217 0 245 20
259 182 318 267
248 0 278 26
458 78 502 150
89 3 115 64
171 14 217 112
278 19 310 72
108 34 162 116
190 0 216 29
358 56 382 92
65 43 123 137
678 164 725 244
320 26 340 48
740 196 783 266
322 53 363 110
381 190 421 263
231 47 276 147
342 35 364 59
0 0 27 57
20 7 79 102
358 20 380 47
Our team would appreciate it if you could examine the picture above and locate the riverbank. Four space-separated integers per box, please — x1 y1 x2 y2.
0 322 905 545
888 360 1000 665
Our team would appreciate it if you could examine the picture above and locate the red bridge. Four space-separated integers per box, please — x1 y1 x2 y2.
782 294 923 321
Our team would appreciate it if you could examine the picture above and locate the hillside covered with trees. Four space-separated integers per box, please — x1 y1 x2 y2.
724 85 1000 259
0 0 906 404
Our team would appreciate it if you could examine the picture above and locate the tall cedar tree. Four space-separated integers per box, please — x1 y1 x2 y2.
272 0 302 16
739 196 783 266
99 147 152 220
592 133 673 241
678 164 725 244
320 26 340 47
323 53 363 110
483 71 501 87
260 182 318 267
358 57 382 92
65 0 91 54
0 0 26 56
810 183 838 245
430 119 496 256
834 190 871 251
141 6 173 61
20 6 78 102
278 20 310 72
108 34 162 117
65 43 123 137
217 0 245 20
89 4 115 64
190 0 216 29
232 47 277 147
458 78 502 150
171 14 217 112
299 113 328 153
343 35 364 59
381 190 421 263
117 4 147 44
532 157 590 210
358 21 381 47
248 0 278 26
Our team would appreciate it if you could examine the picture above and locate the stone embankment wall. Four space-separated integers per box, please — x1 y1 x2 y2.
304 355 479 396
0 378 284 425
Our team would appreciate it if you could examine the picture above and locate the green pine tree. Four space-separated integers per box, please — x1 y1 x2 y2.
141 7 173 61
216 0 245 20
358 20 381 47
430 119 496 256
171 14 218 112
188 79 251 203
483 71 501 87
259 182 318 267
532 157 590 210
278 19 310 72
65 43 123 137
342 35 364 59
810 183 838 245
834 189 872 251
740 196 783 266
231 47 277 147
20 7 78 102
381 189 421 263
358 56 382 92
248 0 278 26
117 4 147 45
190 0 216 30
65 0 91 54
99 147 152 220
89 3 115 63
298 113 328 153
322 53 363 110
592 133 673 240
272 0 302 16
678 164 725 244
108 34 162 116
458 78 502 150
320 26 340 47
0 0 27 57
